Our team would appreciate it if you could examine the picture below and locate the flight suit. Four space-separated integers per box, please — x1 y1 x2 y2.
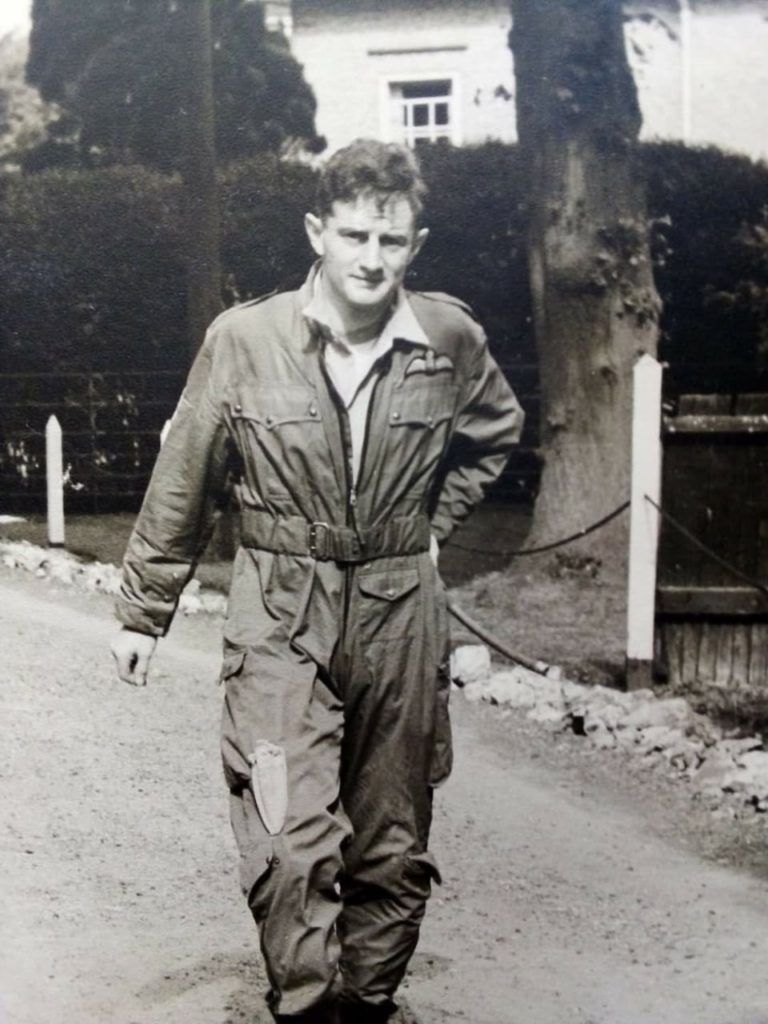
116 268 523 1017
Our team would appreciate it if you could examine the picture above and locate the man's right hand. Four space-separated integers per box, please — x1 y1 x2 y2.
111 628 158 687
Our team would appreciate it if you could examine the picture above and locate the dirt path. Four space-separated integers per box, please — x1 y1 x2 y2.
1 570 767 1024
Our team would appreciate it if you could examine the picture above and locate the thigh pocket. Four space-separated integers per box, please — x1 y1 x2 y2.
357 569 420 642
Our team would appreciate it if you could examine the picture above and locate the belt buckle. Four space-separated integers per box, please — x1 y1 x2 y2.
308 521 330 560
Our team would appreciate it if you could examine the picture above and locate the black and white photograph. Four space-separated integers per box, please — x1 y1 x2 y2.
1 2 768 1022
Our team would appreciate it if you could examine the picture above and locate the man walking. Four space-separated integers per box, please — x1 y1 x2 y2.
112 139 523 1023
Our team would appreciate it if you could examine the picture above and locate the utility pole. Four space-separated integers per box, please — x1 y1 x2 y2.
178 0 222 360
177 0 232 555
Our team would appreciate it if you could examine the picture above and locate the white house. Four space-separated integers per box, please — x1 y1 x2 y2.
277 0 768 161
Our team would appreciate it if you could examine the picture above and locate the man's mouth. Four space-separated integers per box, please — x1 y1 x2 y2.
351 275 384 288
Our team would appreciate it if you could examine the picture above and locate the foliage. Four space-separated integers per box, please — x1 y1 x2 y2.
726 211 768 365
218 153 318 301
643 142 768 393
409 141 532 370
24 0 323 172
0 164 185 373
0 31 55 164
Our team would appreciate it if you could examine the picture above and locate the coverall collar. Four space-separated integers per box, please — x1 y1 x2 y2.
299 262 430 354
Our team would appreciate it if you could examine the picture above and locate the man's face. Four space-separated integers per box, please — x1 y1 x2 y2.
305 192 428 323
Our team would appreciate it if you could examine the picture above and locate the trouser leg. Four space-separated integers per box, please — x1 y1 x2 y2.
335 557 453 1009
221 646 351 1017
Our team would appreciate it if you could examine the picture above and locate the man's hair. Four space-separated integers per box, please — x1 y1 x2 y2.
315 138 427 222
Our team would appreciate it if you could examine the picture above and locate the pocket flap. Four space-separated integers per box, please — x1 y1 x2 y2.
358 569 419 602
219 648 246 683
230 387 321 428
389 387 457 428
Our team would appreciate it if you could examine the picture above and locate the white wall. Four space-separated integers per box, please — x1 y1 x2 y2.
291 0 516 152
626 0 768 159
292 0 768 162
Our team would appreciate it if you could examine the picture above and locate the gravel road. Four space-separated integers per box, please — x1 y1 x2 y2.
1 568 767 1024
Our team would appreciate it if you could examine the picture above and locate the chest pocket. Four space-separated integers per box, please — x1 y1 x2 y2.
388 384 457 440
229 385 324 499
384 383 458 493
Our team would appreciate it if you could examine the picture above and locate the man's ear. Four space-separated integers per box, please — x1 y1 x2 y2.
409 226 429 263
304 212 325 257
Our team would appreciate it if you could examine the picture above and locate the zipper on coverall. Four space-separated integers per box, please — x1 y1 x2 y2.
318 362 360 642
322 358 386 642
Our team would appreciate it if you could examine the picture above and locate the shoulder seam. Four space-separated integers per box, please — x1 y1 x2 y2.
409 290 479 322
236 288 280 309
207 289 282 331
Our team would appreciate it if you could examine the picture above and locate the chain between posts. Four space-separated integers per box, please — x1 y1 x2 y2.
643 494 768 601
448 500 631 558
448 494 768 676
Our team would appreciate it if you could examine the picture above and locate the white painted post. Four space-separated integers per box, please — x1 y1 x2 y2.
46 415 65 548
160 419 172 448
626 354 663 690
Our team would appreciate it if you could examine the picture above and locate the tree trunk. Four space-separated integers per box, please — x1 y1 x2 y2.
177 0 233 556
510 0 660 580
177 0 222 360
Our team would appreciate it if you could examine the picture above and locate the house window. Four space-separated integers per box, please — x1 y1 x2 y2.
387 79 458 147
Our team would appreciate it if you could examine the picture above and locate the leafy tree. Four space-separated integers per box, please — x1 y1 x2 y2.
0 31 55 164
25 0 324 171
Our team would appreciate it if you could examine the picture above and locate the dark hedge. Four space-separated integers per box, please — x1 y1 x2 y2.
2 140 766 381
1 141 766 507
0 165 186 374
642 142 768 394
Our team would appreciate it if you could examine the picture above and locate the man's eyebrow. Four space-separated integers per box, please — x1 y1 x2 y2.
380 232 409 244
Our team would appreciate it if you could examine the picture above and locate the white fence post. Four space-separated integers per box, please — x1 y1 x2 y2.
626 354 663 690
160 419 172 448
46 415 65 548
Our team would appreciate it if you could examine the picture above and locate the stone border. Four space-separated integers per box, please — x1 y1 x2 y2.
0 540 227 617
451 644 768 818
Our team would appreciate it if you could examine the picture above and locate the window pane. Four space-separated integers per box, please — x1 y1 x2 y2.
435 102 449 126
402 80 451 99
413 103 430 127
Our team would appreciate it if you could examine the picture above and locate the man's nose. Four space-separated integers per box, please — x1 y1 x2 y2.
359 237 383 273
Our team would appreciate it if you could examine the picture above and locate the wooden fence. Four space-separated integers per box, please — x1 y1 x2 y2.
656 394 768 688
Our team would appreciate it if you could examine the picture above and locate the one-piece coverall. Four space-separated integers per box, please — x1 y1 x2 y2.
116 268 523 1016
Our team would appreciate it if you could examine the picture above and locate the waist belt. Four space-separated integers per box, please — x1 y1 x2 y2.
240 509 431 563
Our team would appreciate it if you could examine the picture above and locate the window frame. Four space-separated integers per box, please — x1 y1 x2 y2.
379 72 463 147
